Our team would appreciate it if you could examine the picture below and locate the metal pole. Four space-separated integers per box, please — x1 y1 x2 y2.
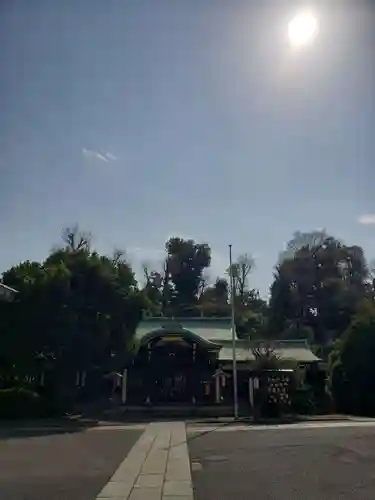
229 244 239 419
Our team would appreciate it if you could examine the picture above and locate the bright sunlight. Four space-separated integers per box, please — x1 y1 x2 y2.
288 10 319 48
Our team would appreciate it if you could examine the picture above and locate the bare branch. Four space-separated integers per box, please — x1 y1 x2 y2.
62 225 92 252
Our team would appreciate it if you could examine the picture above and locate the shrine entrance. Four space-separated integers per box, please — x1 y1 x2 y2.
155 372 189 403
127 324 221 405
149 338 199 404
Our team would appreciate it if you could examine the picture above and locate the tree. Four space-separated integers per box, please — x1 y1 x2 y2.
228 253 255 300
225 253 270 337
142 261 164 316
0 228 145 405
269 233 368 344
198 278 230 317
328 300 375 415
166 237 211 316
278 230 329 264
61 224 92 252
141 237 212 317
252 343 281 370
0 260 72 383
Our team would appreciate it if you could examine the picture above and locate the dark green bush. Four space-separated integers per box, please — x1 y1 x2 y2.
292 385 315 415
328 304 375 416
0 387 47 419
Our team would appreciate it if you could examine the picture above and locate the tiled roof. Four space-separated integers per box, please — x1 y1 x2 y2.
135 317 232 342
135 318 319 363
218 340 319 363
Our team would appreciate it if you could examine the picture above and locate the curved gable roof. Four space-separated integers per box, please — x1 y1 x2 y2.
136 320 223 349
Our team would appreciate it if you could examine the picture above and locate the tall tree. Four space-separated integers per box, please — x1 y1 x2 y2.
269 234 368 344
164 237 211 316
278 230 328 264
198 278 230 317
1 228 145 397
328 299 375 415
228 253 255 301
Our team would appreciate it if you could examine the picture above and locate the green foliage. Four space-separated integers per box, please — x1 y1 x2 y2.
142 237 212 317
281 323 314 343
328 301 375 415
166 237 211 316
0 388 43 419
269 233 369 344
2 223 375 418
0 226 145 399
291 385 315 415
252 344 281 371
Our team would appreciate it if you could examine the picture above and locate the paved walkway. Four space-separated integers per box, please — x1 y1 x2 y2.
96 422 193 500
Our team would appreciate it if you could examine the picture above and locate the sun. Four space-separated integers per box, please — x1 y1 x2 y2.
288 10 319 48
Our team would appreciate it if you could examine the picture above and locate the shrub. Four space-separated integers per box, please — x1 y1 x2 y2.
0 387 46 419
291 385 315 414
328 305 375 416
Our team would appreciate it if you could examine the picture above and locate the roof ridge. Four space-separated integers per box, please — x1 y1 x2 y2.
251 339 309 347
142 316 232 322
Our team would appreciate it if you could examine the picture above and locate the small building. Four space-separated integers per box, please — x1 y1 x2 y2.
124 317 320 407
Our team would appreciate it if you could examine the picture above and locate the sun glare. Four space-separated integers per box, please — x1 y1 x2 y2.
288 10 319 48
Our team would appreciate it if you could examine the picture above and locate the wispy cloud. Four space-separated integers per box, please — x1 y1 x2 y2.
358 214 375 225
104 152 117 161
82 148 117 163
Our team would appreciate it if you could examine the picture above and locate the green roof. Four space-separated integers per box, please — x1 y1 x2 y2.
218 340 319 363
136 317 232 343
135 318 319 363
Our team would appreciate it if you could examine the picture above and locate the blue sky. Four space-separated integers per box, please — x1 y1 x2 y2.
1 0 374 296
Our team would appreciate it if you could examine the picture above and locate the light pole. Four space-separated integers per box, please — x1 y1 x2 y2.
229 244 238 419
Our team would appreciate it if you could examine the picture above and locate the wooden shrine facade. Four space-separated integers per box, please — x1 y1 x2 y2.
122 318 321 407
126 322 227 405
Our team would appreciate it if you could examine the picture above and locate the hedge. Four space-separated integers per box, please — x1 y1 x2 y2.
0 387 51 419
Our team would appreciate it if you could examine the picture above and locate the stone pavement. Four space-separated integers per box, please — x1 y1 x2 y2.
96 422 193 500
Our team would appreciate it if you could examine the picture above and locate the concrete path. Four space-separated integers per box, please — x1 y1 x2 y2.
189 423 375 500
96 422 193 500
188 419 375 434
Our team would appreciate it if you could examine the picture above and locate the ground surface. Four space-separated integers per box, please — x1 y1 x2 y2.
0 427 143 500
188 423 375 500
3 421 375 499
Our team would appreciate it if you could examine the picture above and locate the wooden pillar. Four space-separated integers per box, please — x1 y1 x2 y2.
249 377 254 408
215 375 221 403
192 343 197 404
147 343 152 404
121 369 127 404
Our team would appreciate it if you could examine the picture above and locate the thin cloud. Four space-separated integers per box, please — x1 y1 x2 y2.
105 152 117 161
82 148 117 163
358 214 375 225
